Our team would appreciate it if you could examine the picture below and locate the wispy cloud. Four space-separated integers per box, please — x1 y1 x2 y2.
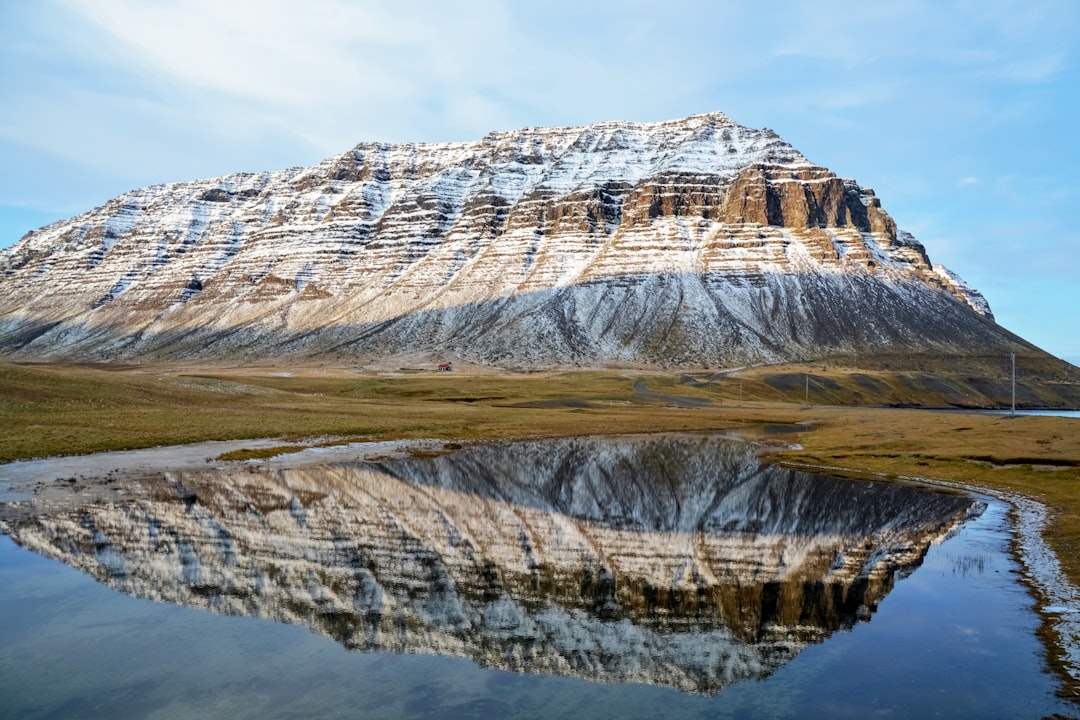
58 0 524 141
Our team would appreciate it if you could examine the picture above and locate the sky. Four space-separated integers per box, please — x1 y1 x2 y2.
1 0 1077 364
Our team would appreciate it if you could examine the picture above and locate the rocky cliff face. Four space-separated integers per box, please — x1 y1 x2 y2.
0 112 1009 367
0 435 979 693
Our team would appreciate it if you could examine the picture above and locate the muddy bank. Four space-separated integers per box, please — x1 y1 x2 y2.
0 437 446 501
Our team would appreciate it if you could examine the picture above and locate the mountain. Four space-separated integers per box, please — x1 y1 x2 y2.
0 435 979 693
0 112 1035 368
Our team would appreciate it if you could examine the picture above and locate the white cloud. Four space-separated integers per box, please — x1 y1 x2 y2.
65 0 432 103
55 0 538 146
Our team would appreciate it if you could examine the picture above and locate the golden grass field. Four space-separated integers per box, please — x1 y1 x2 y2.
2 359 1079 693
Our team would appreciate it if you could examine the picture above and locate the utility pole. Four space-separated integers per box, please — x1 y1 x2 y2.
805 375 809 405
1011 352 1016 417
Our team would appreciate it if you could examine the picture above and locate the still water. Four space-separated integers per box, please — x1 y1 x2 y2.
0 434 1074 719
990 409 1080 418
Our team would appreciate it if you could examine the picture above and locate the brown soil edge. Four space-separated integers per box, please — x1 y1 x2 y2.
767 451 1080 706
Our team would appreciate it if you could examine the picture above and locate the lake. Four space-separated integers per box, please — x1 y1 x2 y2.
0 434 1075 718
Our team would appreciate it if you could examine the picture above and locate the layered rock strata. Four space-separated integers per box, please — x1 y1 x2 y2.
0 112 1018 367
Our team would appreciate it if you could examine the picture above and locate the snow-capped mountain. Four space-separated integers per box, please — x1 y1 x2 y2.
0 112 1022 367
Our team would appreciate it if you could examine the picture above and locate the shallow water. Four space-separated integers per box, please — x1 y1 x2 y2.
992 409 1080 418
940 408 1080 419
0 434 1075 719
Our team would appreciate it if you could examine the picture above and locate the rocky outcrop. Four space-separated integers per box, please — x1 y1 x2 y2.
0 112 1017 367
0 435 979 693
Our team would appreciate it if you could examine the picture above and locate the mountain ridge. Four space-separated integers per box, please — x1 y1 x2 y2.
0 111 1035 369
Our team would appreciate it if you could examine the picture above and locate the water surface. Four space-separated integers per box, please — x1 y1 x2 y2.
0 434 1073 718
991 409 1080 418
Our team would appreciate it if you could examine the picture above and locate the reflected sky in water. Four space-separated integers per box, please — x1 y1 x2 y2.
0 434 1074 718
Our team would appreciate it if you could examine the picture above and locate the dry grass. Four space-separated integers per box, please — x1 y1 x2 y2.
0 362 785 461
215 445 310 462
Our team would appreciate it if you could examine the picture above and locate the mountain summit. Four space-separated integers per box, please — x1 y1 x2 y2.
0 112 1029 368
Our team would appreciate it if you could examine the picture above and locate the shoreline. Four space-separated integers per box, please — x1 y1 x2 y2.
776 455 1080 700
0 435 448 497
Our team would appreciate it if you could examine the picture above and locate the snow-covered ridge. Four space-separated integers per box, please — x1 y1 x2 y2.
0 111 1012 366
932 262 993 318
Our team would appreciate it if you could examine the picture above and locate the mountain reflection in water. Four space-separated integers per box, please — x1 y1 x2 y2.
0 434 980 695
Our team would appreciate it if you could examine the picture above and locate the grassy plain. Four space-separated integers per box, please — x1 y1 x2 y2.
2 359 1079 693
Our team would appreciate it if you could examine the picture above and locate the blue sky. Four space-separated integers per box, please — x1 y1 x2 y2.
2 0 1078 364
